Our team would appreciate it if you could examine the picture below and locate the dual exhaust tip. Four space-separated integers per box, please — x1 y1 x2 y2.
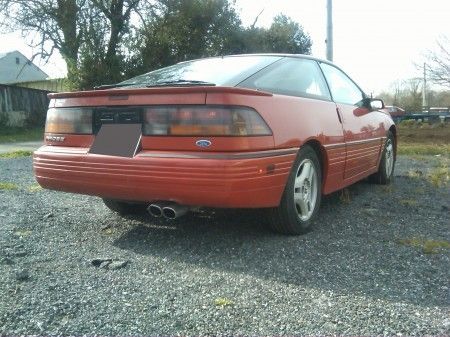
147 202 188 220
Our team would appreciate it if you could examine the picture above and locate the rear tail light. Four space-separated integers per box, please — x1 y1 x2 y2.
143 105 272 136
44 105 272 137
45 108 93 134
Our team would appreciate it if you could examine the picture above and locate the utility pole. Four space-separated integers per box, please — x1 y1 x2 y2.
422 62 428 111
326 0 333 61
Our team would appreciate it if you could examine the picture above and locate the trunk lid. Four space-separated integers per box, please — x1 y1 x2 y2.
46 86 274 152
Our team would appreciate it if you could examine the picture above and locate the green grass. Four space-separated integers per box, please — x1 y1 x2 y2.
214 297 234 307
406 159 449 187
0 182 18 190
398 198 418 207
428 165 449 187
0 127 44 143
28 184 43 192
339 188 351 203
0 150 33 158
397 144 450 156
396 238 450 254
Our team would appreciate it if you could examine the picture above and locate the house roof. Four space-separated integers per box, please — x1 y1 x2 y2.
0 50 49 83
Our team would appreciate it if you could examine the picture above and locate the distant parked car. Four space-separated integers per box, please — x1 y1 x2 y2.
383 105 406 118
33 54 396 234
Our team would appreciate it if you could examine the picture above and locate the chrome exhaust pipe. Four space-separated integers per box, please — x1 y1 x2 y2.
147 203 163 217
162 203 189 220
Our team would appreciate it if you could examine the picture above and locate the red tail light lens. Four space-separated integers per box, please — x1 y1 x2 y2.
45 108 93 134
143 105 272 136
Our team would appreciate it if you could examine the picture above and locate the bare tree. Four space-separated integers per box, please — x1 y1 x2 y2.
379 78 423 112
0 0 83 82
0 0 145 88
426 36 450 88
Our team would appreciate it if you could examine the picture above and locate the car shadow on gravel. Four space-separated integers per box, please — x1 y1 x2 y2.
113 176 449 308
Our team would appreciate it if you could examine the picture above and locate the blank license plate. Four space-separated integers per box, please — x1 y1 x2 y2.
89 124 142 158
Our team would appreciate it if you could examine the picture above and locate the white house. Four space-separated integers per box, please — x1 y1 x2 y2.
0 50 48 84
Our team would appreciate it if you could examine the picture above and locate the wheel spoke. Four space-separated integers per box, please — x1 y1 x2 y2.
298 161 311 182
294 176 303 189
293 158 318 221
296 197 309 217
306 199 312 213
294 191 302 203
385 141 393 176
307 163 314 182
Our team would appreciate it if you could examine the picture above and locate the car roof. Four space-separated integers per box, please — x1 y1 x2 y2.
177 53 335 67
203 53 365 97
175 53 348 82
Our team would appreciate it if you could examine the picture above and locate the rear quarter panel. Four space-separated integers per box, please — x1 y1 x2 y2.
206 92 346 193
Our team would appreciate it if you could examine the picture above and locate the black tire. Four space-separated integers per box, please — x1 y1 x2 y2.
102 198 147 216
371 131 395 185
269 145 322 235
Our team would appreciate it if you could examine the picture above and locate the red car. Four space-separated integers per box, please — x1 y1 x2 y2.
383 105 406 118
33 54 396 234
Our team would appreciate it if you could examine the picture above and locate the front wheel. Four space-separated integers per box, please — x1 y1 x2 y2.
371 131 395 185
269 145 322 235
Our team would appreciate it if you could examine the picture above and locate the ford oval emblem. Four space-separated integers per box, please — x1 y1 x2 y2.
196 139 212 148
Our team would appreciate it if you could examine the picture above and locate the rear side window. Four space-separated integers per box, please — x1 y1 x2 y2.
238 58 331 100
320 63 364 105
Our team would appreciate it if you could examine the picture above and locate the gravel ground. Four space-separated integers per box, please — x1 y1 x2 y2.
0 155 449 336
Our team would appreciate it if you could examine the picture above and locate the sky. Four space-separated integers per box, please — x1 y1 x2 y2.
0 0 449 94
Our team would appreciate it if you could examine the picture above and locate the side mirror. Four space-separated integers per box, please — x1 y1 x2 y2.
369 98 384 110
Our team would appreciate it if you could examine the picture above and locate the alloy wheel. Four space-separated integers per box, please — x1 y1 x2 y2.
293 159 318 221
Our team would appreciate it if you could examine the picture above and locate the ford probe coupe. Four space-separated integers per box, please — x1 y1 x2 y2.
33 54 396 234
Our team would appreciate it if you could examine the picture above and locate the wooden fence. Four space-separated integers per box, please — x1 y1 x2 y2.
0 84 50 128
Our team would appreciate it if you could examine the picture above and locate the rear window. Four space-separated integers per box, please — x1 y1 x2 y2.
119 56 282 87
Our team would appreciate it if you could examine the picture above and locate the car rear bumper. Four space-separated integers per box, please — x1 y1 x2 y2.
33 146 297 208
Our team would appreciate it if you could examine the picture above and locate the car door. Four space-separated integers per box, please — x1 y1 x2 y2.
319 62 384 180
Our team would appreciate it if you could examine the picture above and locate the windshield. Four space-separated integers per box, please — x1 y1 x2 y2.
118 55 283 88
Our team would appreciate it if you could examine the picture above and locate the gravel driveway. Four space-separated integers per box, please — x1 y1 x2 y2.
0 155 449 336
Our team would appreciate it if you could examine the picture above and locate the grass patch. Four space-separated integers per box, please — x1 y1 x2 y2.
214 297 234 307
101 227 115 235
28 184 43 192
396 238 450 254
0 150 33 159
0 127 44 143
339 188 351 203
397 122 449 144
413 187 425 195
397 144 450 156
382 185 393 193
428 165 449 187
407 169 423 179
14 229 32 237
0 182 18 190
399 199 418 207
406 161 449 187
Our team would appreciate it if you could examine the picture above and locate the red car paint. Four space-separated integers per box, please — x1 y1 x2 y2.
33 55 396 209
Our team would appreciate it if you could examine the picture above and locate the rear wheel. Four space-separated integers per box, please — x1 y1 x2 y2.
102 198 147 216
270 145 322 235
371 131 395 185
